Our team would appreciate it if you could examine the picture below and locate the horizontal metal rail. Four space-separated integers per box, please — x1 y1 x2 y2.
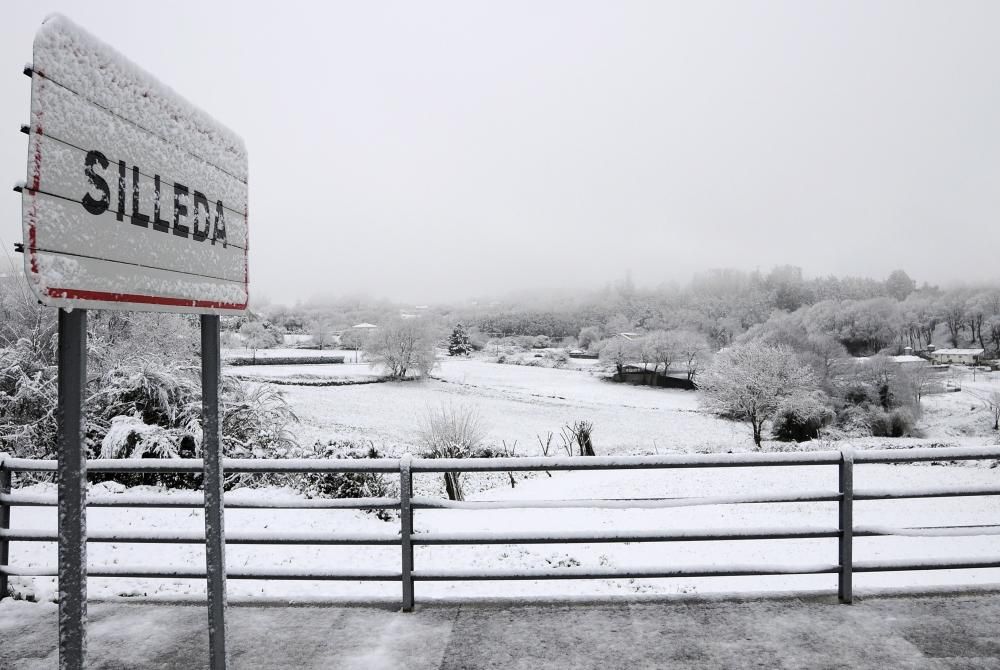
1 444 998 610
4 445 996 474
411 564 842 581
414 527 841 544
855 485 1000 500
0 528 400 545
0 565 400 580
411 491 840 510
0 457 403 473
0 493 399 510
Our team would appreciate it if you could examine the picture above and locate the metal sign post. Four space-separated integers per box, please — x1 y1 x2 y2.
57 308 88 669
201 315 229 667
18 15 249 669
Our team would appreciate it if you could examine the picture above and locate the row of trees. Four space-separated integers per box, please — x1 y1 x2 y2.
462 269 1000 358
596 330 709 381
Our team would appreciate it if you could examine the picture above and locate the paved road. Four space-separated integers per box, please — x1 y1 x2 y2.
1 593 999 669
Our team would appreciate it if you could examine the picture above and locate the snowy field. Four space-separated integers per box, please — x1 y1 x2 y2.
265 358 1000 454
279 358 748 452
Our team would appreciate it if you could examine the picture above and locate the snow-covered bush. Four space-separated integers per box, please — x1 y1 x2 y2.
221 382 298 459
0 340 59 461
496 349 569 369
301 442 397 521
96 362 201 430
771 393 835 442
869 408 917 438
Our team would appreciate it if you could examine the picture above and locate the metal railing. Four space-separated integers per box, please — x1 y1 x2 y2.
1 445 999 609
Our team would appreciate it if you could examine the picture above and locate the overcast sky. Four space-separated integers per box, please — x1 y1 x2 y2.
2 1 999 304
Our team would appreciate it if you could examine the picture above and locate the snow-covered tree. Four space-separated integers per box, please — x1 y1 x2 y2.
577 326 602 350
598 336 636 374
363 319 437 379
310 319 334 350
239 321 281 363
699 342 817 448
448 324 472 356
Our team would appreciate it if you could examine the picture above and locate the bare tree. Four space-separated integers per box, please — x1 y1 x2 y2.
906 364 937 406
417 403 488 501
643 331 675 373
671 330 710 382
967 389 1000 431
699 342 817 449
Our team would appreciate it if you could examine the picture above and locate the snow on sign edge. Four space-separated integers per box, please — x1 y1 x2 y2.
22 13 249 315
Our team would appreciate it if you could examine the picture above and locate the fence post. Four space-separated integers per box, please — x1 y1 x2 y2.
838 447 854 604
400 453 414 612
1 462 10 600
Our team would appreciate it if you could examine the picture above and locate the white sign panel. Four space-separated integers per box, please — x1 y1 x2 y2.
22 15 248 314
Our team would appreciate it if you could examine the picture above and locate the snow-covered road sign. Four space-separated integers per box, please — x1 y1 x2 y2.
21 15 248 313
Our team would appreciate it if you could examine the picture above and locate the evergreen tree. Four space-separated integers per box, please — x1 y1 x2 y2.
448 323 472 356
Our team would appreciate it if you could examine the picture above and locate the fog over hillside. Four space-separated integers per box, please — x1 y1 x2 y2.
3 2 1000 303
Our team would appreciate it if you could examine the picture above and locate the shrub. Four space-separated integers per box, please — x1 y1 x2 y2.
772 393 835 442
870 408 916 437
418 403 488 501
302 442 398 521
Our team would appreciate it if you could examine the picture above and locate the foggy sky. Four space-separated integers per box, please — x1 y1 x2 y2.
2 1 999 305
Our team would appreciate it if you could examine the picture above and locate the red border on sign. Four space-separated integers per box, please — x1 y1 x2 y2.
47 287 248 310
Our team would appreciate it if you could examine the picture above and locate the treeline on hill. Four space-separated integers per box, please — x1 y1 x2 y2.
463 267 1000 358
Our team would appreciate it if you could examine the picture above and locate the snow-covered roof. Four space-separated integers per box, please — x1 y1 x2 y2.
891 355 925 364
351 323 378 329
931 348 984 356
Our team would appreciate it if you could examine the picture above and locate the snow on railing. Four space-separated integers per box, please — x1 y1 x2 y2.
410 489 840 510
1 443 999 608
0 491 399 510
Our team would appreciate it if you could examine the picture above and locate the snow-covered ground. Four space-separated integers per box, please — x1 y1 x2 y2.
268 357 1000 454
280 358 746 451
5 358 997 604
5 461 999 602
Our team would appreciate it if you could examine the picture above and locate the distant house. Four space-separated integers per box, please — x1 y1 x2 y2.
929 348 984 365
891 355 927 366
351 323 378 330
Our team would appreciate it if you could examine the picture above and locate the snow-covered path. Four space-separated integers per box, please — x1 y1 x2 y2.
3 592 1000 669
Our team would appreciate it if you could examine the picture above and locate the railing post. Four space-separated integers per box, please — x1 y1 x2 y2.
838 447 854 604
400 453 414 612
1 461 10 599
